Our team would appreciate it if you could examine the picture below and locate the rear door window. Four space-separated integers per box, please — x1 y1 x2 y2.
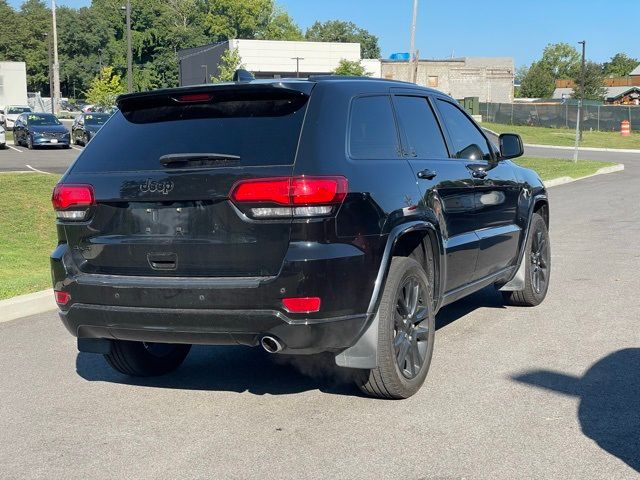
393 96 448 158
349 95 400 159
436 99 492 161
71 88 310 173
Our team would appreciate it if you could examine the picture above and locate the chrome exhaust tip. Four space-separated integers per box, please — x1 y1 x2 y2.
261 336 283 353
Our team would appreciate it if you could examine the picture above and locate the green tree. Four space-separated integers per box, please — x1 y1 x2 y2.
305 20 380 59
204 0 272 41
539 42 580 80
211 48 244 83
572 61 607 101
603 53 639 77
519 61 555 98
85 66 125 107
332 59 369 76
258 6 303 40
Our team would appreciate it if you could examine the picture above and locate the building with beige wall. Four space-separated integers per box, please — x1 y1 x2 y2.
380 57 514 103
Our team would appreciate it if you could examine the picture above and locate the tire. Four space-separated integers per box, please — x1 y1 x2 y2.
83 133 90 145
356 257 435 399
27 135 34 150
502 212 550 307
104 340 191 377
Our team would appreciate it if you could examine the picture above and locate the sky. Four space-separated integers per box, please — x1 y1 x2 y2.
8 0 639 68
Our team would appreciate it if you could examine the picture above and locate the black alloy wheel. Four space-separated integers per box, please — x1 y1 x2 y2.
394 276 430 379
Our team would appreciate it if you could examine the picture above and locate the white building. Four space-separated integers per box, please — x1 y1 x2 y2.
178 39 362 85
0 61 28 107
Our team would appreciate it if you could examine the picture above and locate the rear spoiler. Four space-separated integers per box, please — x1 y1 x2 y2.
116 82 314 113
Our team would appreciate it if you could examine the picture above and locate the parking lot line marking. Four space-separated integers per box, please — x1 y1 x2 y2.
71 145 83 151
7 144 22 153
25 164 53 175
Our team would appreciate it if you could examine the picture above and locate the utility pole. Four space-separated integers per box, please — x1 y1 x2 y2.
126 0 133 93
120 1 133 92
409 0 419 83
44 32 53 113
98 48 103 72
573 40 585 163
201 65 208 83
291 57 304 78
51 0 61 114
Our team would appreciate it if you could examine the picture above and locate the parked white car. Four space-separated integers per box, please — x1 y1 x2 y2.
0 124 5 148
2 105 32 130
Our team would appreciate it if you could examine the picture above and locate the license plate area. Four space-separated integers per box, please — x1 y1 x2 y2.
126 201 214 237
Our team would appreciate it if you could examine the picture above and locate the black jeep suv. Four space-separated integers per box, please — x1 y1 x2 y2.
51 74 550 399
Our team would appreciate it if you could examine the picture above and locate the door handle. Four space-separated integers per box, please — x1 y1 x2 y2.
417 169 437 180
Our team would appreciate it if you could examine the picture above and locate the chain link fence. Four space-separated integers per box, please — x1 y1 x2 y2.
480 102 640 132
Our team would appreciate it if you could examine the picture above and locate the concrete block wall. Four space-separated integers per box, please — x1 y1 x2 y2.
381 57 514 103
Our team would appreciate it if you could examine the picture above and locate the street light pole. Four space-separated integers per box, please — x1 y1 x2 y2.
573 40 585 163
51 0 61 114
291 57 304 78
410 0 419 83
201 65 208 83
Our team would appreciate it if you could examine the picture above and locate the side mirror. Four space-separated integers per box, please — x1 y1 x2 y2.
499 133 524 160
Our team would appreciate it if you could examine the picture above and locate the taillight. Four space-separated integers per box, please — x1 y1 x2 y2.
54 290 70 306
282 297 321 313
52 184 95 220
230 176 347 219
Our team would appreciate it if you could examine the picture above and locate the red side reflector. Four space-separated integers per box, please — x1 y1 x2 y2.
282 297 321 313
174 93 212 103
52 184 95 210
54 290 70 306
230 176 347 206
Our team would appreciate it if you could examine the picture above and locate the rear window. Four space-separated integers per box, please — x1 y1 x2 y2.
71 88 309 173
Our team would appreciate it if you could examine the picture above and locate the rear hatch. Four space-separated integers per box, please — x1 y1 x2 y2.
59 83 312 277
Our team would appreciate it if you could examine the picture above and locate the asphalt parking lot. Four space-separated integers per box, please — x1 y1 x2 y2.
0 138 81 175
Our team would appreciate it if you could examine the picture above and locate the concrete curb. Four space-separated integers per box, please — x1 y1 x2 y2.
0 289 56 324
544 163 625 188
525 143 640 154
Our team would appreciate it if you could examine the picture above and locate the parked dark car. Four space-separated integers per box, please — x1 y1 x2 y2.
13 112 70 149
51 73 550 399
71 112 110 146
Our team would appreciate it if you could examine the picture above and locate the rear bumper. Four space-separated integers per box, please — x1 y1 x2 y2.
51 242 378 354
33 137 69 146
60 303 368 354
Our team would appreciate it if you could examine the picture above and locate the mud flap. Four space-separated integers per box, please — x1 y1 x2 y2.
334 312 378 369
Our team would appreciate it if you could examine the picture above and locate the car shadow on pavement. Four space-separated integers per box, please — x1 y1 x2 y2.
76 347 364 397
512 348 640 473
75 285 505 397
435 285 506 331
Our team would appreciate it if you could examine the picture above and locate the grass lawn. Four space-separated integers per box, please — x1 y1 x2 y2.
483 122 640 150
514 157 616 181
0 173 59 299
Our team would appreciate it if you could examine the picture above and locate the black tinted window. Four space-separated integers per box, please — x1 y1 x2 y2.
71 90 309 173
349 96 399 159
394 96 448 158
436 100 491 161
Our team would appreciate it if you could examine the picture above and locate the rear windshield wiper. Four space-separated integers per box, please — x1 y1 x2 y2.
159 153 241 168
